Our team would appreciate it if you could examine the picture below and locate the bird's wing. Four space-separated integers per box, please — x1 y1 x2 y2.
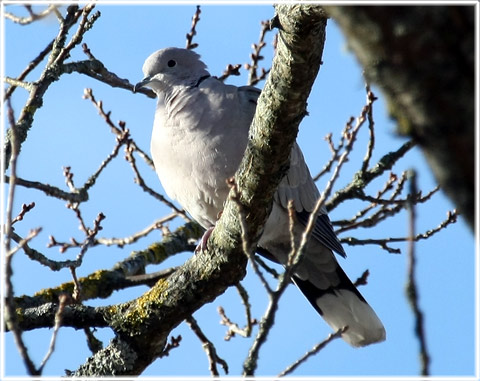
237 85 262 108
275 143 346 257
238 85 345 257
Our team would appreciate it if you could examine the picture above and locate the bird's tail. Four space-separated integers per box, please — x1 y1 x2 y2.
292 267 386 347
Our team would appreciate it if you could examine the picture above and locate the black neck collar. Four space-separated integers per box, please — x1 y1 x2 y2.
193 75 211 88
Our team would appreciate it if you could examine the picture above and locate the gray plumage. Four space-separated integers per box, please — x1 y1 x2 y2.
135 47 386 347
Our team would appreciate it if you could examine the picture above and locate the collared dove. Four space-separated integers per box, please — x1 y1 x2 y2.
135 47 386 347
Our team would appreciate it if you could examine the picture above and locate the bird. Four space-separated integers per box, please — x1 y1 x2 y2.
134 47 386 347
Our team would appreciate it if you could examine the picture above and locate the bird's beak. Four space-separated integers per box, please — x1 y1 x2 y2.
133 76 152 93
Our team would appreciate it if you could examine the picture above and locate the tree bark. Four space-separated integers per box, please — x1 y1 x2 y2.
74 4 328 376
324 5 475 230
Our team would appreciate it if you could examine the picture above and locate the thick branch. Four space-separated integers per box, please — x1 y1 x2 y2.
74 4 328 376
9 303 110 332
324 6 475 229
14 222 203 310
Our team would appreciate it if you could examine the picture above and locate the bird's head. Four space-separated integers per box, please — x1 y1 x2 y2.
134 47 210 95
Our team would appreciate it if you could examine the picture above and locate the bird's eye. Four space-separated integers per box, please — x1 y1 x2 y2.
167 59 177 68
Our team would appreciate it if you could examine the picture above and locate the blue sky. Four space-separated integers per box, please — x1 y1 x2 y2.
2 3 478 379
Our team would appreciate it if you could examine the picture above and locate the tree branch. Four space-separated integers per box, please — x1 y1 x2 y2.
186 316 229 376
13 221 203 310
4 4 59 25
4 4 98 169
278 327 347 377
406 171 430 375
73 4 328 376
324 6 474 229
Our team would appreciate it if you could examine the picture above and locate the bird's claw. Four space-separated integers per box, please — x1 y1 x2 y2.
195 226 215 253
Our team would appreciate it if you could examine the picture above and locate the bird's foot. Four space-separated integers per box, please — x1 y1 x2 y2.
195 226 215 253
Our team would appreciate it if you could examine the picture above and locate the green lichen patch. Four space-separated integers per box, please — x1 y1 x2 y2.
110 278 170 336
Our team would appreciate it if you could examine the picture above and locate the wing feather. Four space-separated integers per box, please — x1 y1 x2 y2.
276 144 345 257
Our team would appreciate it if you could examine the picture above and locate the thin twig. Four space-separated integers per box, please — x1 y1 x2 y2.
38 294 70 373
4 174 88 203
313 132 345 181
6 228 42 258
278 327 348 377
4 77 33 91
82 93 173 214
49 209 105 265
243 206 308 375
4 4 58 25
63 166 76 192
186 316 229 376
353 269 370 287
332 172 399 228
4 4 98 169
326 140 416 212
63 59 155 97
159 335 182 358
4 38 55 100
218 284 257 341
254 255 280 279
360 86 377 174
82 42 97 60
86 130 131 192
11 231 82 271
295 97 371 268
235 283 256 338
287 200 298 266
96 214 177 247
341 236 402 254
11 202 36 225
341 209 457 254
217 64 242 82
185 5 201 50
47 213 178 251
246 20 272 86
406 170 430 376
69 267 82 302
51 4 98 67
333 171 410 235
125 143 190 220
4 101 39 375
82 87 155 169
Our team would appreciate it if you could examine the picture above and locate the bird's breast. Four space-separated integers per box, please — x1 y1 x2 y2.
150 111 247 228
